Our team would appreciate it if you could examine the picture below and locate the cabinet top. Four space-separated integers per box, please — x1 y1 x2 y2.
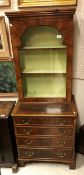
12 96 77 117
0 101 15 118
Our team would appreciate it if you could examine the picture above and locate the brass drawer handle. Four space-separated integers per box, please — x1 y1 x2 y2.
57 120 66 125
24 140 33 145
25 151 34 157
22 119 32 124
23 129 32 135
57 141 66 146
56 152 66 158
58 128 66 134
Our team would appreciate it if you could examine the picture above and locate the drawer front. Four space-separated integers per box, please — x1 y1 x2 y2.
16 126 73 136
18 148 73 160
14 116 74 126
17 136 73 148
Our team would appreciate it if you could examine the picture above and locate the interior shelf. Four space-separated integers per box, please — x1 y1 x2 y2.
21 70 66 74
20 46 67 50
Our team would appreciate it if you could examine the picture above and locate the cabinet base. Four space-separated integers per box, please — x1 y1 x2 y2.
18 159 76 170
69 161 76 169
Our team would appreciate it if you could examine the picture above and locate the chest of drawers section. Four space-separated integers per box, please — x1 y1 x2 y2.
12 99 77 169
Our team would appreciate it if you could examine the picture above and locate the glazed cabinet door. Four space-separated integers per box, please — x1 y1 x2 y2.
10 13 73 102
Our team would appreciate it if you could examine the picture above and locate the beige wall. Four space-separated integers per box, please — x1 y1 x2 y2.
73 80 84 126
72 0 84 126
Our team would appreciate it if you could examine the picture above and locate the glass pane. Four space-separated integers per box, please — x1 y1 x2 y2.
21 26 64 47
20 49 67 73
20 26 67 98
22 74 66 98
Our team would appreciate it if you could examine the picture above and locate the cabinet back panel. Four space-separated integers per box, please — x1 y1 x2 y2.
20 49 67 74
22 74 66 98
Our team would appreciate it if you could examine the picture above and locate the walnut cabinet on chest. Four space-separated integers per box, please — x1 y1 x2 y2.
6 3 78 169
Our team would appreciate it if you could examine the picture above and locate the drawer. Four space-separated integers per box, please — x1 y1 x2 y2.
17 136 73 148
16 126 73 136
18 148 73 160
14 116 74 126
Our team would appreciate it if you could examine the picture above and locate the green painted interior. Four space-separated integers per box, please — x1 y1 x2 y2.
21 26 65 47
20 49 67 73
20 26 67 98
22 75 66 98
